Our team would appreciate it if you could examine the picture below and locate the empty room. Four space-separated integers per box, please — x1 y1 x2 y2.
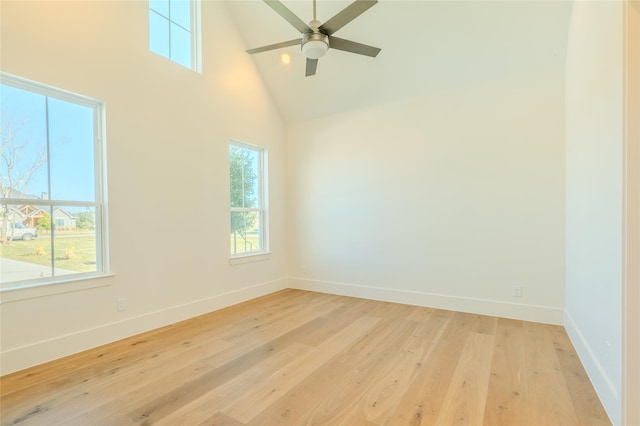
0 0 638 425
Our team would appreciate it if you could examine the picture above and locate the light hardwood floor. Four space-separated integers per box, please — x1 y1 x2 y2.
0 289 611 425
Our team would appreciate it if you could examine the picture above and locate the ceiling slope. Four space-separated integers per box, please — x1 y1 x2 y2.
225 0 572 124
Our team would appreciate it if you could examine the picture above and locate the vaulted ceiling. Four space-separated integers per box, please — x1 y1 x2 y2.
225 0 573 124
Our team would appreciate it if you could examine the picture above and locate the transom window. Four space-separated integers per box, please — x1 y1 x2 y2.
149 0 201 71
0 73 108 288
229 142 268 257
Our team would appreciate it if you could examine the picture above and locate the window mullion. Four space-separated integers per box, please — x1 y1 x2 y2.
44 96 56 277
241 152 246 209
167 0 172 60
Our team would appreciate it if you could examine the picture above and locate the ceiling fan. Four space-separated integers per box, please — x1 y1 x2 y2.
245 0 381 77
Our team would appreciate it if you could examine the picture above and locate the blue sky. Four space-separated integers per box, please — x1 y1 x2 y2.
1 83 96 202
149 0 192 68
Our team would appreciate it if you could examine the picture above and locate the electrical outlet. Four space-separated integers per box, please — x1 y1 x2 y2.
511 285 522 297
117 297 127 312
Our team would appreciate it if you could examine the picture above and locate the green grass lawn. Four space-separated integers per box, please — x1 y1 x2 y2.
230 232 260 255
0 235 97 272
3 232 258 272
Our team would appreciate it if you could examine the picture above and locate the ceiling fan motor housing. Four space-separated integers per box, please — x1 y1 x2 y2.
302 32 330 59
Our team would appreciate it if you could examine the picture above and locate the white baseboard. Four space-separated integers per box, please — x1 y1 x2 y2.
288 277 565 325
564 310 619 425
0 276 566 376
0 277 287 376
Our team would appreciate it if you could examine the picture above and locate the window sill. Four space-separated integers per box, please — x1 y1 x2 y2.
229 252 272 265
0 273 115 303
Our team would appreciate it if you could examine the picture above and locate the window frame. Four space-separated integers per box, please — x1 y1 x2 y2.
148 0 202 72
229 141 269 259
0 72 110 291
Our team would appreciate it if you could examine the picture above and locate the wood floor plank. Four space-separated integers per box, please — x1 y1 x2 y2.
2 338 236 425
338 413 380 426
149 301 383 425
154 314 381 425
469 313 499 335
64 360 217 426
549 325 611 425
222 314 381 423
522 321 581 425
0 290 610 426
5 292 342 426
150 342 314 425
197 411 244 426
405 305 436 323
434 332 496 425
483 318 531 425
386 310 474 425
1 289 310 395
289 323 420 425
243 317 419 425
349 316 450 424
334 316 416 369
272 308 451 426
72 316 330 425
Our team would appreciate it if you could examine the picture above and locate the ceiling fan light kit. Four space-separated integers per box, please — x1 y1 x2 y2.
302 32 329 59
246 0 381 77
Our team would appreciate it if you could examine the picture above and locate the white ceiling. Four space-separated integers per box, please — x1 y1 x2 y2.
225 0 573 123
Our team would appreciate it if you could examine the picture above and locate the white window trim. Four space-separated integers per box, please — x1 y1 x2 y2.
1 274 114 303
192 0 202 73
229 252 271 265
0 72 110 293
229 140 269 260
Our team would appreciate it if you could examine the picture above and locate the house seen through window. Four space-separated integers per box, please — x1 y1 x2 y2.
229 142 267 256
0 73 108 288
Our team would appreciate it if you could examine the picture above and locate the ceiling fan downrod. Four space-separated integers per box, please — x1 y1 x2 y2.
303 0 329 59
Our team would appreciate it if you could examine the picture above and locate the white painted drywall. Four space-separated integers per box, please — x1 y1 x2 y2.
287 64 567 324
564 1 625 424
0 1 288 374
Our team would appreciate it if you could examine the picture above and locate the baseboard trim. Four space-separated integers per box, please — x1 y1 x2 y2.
0 276 566 376
288 277 564 325
0 278 287 376
564 310 619 424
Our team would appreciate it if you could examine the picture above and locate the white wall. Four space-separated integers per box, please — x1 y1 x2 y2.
0 1 288 375
564 1 625 424
287 64 567 324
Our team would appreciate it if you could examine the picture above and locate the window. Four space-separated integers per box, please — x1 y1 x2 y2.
229 142 267 257
0 73 108 288
149 0 201 71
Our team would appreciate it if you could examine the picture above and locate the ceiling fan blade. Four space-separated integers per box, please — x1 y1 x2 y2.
329 36 381 57
264 0 312 33
319 0 377 35
305 58 318 77
246 38 301 54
